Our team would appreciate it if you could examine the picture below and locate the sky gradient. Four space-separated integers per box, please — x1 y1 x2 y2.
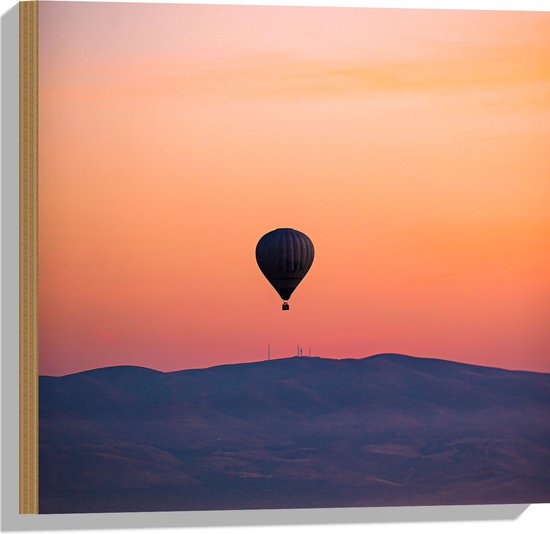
39 2 550 375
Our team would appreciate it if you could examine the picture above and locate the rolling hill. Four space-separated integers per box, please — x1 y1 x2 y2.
39 354 550 513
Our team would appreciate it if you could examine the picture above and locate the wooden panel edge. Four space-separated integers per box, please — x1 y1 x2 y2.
19 0 39 515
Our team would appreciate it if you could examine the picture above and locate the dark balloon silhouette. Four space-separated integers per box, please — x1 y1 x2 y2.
256 228 314 309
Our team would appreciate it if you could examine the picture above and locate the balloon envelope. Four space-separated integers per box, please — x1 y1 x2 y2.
255 228 315 301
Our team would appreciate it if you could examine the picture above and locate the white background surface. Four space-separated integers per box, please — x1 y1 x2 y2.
1 0 549 532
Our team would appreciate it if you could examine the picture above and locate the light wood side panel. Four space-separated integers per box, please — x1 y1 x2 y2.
19 0 39 515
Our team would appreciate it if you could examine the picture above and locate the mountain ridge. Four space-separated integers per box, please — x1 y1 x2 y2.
39 352 550 513
41 352 550 379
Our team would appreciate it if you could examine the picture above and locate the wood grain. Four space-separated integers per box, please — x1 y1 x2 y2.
19 0 39 515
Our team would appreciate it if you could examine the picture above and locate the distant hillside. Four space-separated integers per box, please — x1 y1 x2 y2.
39 354 550 513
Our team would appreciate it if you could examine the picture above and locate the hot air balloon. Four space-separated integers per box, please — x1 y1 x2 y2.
255 228 315 310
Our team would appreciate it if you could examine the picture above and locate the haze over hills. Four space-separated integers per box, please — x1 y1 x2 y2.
39 354 550 513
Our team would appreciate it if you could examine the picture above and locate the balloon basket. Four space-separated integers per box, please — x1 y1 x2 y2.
282 302 289 311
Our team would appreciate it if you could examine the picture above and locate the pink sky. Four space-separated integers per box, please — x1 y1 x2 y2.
39 2 550 375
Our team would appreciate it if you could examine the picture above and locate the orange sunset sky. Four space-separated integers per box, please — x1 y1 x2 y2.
39 2 550 375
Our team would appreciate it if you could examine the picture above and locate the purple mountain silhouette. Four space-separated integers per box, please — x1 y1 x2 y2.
39 354 550 513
